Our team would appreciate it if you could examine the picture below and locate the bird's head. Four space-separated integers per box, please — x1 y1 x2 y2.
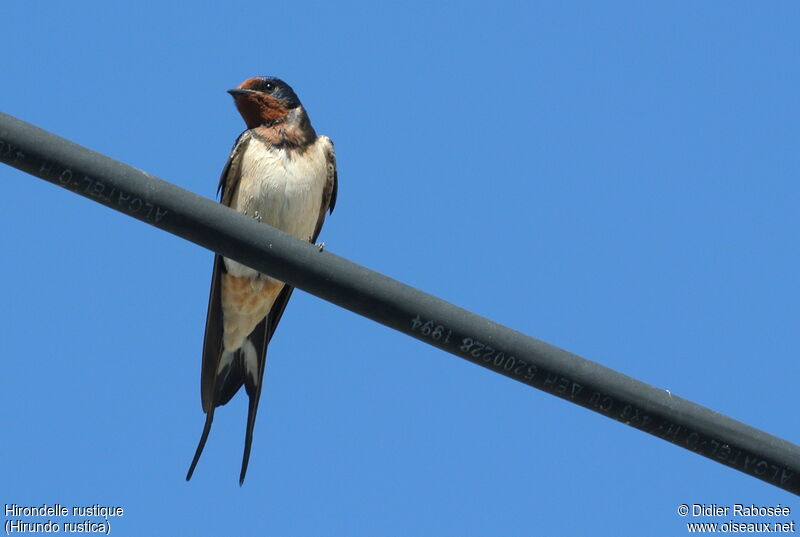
228 77 302 129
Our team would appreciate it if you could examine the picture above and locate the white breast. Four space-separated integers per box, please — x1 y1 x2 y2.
224 137 328 279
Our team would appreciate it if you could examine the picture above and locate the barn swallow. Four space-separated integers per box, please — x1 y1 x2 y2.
186 77 337 484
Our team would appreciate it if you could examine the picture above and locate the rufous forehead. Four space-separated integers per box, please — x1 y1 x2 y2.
237 77 263 90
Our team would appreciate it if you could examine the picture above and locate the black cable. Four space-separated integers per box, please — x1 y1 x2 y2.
2 111 799 494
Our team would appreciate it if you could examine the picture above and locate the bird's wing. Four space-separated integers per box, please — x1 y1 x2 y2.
312 135 337 243
239 135 337 482
217 130 251 202
198 130 251 413
187 131 253 481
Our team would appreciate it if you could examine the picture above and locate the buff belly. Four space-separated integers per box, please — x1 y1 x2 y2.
220 138 328 352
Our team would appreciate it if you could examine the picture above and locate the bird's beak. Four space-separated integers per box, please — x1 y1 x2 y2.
227 89 257 97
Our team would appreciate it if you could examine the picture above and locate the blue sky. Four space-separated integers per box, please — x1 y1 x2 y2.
2 1 799 535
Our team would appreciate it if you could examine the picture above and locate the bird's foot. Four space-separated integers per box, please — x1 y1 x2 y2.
315 242 326 252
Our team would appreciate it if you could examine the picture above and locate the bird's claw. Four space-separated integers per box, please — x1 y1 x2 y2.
315 242 326 252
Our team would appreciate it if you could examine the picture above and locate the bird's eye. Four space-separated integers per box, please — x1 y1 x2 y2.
263 82 274 92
